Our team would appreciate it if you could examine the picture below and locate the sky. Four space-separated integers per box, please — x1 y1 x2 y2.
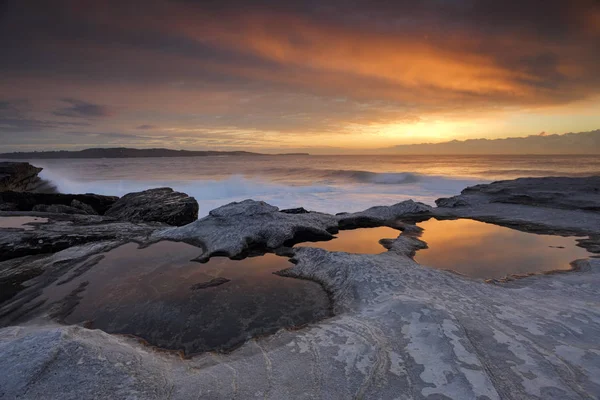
1 0 599 153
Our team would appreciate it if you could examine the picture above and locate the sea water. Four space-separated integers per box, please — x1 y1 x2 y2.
6 154 599 217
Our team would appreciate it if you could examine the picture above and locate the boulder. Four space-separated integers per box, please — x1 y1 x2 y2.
0 162 44 192
104 188 198 226
0 192 118 215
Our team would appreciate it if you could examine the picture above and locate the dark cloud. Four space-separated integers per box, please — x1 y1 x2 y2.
53 98 113 118
0 0 598 150
0 99 90 133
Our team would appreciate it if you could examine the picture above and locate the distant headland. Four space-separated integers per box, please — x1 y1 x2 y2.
0 148 310 159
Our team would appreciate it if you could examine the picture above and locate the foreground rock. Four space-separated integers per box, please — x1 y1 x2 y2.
105 187 199 226
0 162 53 192
0 212 160 262
1 178 600 399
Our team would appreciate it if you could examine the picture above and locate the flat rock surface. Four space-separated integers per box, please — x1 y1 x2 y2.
105 187 199 226
1 178 600 399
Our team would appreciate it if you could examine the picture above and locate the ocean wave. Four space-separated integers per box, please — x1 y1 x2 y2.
254 167 422 185
39 169 483 217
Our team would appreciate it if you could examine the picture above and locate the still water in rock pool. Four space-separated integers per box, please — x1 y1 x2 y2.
414 218 591 279
40 241 331 356
293 220 591 279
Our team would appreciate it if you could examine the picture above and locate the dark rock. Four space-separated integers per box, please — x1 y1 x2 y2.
190 277 231 290
70 200 98 215
105 188 199 226
0 162 44 192
280 207 310 214
32 204 89 215
435 197 470 208
0 203 18 211
0 192 118 215
449 177 600 212
0 213 160 262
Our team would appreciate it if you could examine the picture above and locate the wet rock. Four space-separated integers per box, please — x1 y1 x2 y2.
0 191 118 214
0 162 44 192
190 277 231 290
0 212 161 262
105 187 198 226
280 207 310 214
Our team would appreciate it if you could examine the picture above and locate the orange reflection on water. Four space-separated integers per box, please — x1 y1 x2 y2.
414 219 590 279
295 226 401 254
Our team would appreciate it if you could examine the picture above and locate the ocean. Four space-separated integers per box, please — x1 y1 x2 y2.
12 154 600 217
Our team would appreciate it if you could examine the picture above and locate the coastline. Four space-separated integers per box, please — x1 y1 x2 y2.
1 163 600 399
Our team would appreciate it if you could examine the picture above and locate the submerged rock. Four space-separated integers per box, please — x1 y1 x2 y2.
190 277 231 290
105 187 199 226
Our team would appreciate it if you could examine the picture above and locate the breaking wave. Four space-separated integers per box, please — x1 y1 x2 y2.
39 167 481 217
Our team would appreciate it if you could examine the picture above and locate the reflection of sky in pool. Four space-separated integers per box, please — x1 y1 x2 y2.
414 219 591 279
38 241 331 356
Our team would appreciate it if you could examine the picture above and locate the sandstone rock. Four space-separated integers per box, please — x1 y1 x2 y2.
2 179 600 399
154 199 338 260
337 199 433 228
105 187 198 226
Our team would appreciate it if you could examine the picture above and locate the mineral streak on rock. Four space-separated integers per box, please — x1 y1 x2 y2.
1 178 600 399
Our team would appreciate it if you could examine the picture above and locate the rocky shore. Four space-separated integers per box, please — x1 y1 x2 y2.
1 163 599 399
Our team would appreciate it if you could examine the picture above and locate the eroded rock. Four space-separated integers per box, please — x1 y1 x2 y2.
153 199 339 260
